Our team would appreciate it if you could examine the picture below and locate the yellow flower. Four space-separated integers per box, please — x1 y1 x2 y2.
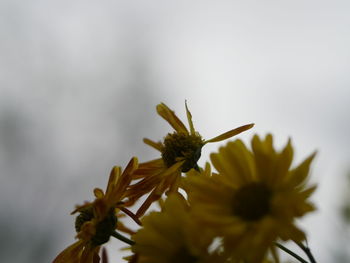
132 194 226 263
53 157 138 263
128 102 254 217
185 134 317 263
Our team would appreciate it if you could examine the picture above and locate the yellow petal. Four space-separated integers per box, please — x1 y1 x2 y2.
251 134 277 183
93 188 104 198
185 101 196 135
277 139 294 174
53 240 84 263
124 157 139 175
132 158 165 178
156 103 188 133
271 138 294 185
205 123 254 143
106 166 120 196
289 152 317 186
143 138 163 152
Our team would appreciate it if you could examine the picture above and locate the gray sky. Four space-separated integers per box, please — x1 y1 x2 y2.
1 0 349 262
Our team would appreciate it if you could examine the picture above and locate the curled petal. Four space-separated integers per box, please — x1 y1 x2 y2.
156 103 188 133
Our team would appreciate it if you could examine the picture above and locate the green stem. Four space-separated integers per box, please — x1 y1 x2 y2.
111 231 135 246
275 242 309 263
295 242 317 263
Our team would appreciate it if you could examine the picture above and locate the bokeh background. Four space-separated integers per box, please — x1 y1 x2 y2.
1 0 349 262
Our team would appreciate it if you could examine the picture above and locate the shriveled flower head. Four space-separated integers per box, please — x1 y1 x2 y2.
131 194 226 263
185 134 317 263
53 157 138 263
127 102 254 217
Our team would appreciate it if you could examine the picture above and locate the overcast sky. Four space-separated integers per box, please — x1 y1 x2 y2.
1 1 349 262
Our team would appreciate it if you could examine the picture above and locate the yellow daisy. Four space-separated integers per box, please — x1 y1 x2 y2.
185 134 317 263
127 102 254 217
53 157 138 263
131 193 227 263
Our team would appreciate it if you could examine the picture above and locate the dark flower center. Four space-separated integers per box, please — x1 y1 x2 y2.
171 246 198 263
75 206 118 246
161 132 204 172
75 206 94 233
232 182 272 221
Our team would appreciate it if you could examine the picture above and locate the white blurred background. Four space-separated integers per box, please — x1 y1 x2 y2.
1 0 349 262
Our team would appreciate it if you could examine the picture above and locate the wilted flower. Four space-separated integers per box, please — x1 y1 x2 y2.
53 157 138 263
127 102 253 217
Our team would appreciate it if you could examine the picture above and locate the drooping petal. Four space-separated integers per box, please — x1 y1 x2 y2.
135 161 184 217
118 207 142 227
53 240 84 263
101 248 108 263
136 187 164 218
132 159 165 178
127 174 163 201
80 246 100 263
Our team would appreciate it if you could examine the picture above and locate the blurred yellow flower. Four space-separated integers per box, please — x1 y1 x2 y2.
53 157 138 263
185 134 317 263
128 102 254 217
131 194 226 263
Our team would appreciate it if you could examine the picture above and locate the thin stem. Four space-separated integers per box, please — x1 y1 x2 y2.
275 242 309 263
111 231 135 246
296 242 317 263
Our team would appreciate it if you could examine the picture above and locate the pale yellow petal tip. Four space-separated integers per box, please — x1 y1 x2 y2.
111 166 122 176
94 188 104 198
304 150 318 165
247 123 255 129
126 157 139 172
156 102 169 113
310 150 318 159
132 156 139 166
184 100 190 114
185 100 196 134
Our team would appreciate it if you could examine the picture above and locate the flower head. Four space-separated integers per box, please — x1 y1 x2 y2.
131 194 225 263
53 157 138 263
128 102 254 217
185 134 317 263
